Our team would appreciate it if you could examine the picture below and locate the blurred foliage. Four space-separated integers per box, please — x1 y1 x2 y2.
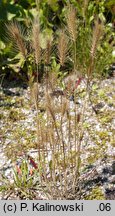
0 0 114 83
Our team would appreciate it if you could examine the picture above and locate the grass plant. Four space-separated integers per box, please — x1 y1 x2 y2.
1 1 114 200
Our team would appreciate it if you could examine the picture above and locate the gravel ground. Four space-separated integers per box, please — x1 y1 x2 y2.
0 76 115 199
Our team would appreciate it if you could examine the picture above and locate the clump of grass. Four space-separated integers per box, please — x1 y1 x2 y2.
0 159 49 200
3 1 114 200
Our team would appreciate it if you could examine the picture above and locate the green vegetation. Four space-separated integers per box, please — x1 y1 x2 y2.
85 186 105 200
0 0 114 200
0 0 114 82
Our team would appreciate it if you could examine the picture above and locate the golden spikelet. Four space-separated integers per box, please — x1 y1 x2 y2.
46 93 55 122
32 18 41 65
90 19 104 59
57 29 68 66
66 4 77 41
6 21 27 57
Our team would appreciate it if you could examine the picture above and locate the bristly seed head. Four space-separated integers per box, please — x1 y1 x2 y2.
90 19 104 59
6 21 27 58
66 4 77 42
32 17 41 65
58 29 68 66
